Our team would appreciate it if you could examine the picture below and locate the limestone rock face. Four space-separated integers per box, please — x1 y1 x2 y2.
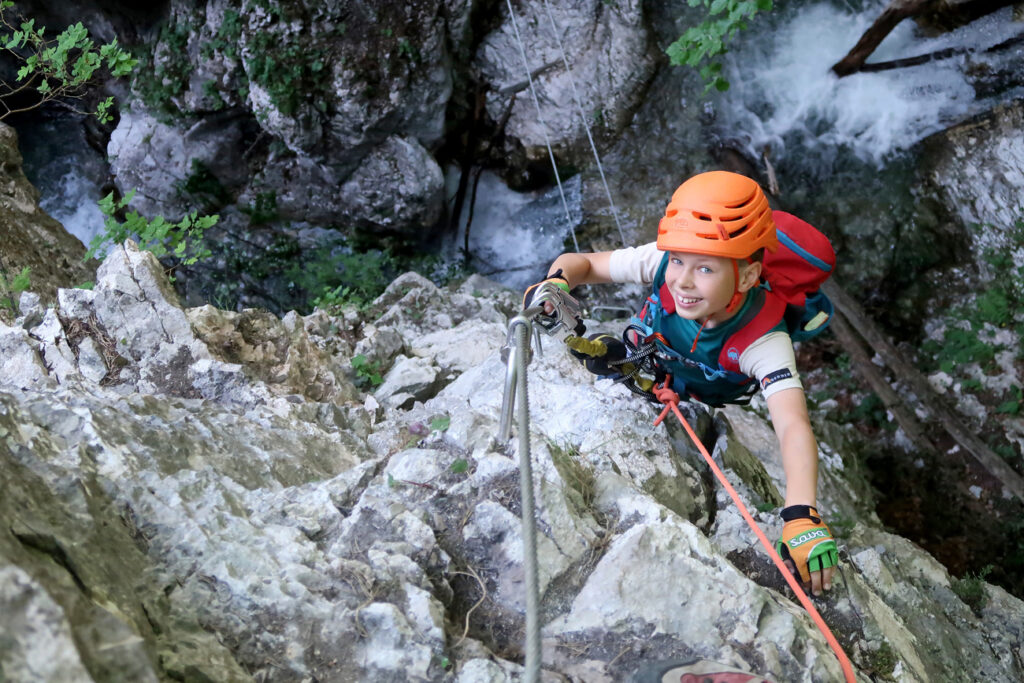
106 0 457 237
99 0 656 239
475 0 656 162
923 100 1024 251
2 249 1023 681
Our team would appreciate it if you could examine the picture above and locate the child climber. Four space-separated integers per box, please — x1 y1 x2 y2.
524 170 838 596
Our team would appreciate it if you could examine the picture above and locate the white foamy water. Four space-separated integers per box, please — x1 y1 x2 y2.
18 118 109 249
717 3 1023 165
443 169 582 291
38 170 108 249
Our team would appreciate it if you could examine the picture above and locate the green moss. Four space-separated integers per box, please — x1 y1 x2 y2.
132 19 194 121
240 191 279 226
952 565 992 614
176 159 230 212
866 640 898 678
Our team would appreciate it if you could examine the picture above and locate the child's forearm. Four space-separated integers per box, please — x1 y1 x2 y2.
780 429 819 507
546 252 613 288
766 388 820 507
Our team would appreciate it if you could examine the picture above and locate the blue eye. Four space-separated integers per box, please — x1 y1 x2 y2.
670 257 683 266
699 265 713 274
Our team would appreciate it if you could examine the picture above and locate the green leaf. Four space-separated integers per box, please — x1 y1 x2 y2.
11 267 30 293
95 96 114 124
997 400 1021 415
450 458 468 474
75 281 95 290
97 191 117 216
430 416 451 432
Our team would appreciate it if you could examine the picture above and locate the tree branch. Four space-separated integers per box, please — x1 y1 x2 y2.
831 0 935 77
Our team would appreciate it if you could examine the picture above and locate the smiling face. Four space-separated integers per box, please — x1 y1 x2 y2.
664 251 762 326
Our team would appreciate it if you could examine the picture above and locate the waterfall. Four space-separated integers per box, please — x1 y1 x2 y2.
443 168 583 291
18 117 109 249
717 3 1024 166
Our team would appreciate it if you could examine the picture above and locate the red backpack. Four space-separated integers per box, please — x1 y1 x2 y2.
716 211 836 374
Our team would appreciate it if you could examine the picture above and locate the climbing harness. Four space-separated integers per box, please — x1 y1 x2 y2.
499 286 587 683
651 377 856 683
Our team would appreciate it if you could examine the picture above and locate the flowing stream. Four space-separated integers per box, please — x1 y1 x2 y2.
717 2 1024 167
18 116 109 249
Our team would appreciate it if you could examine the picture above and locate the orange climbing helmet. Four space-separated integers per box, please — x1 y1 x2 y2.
657 171 778 258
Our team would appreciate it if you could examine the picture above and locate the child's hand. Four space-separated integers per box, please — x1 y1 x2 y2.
522 273 570 313
776 505 838 596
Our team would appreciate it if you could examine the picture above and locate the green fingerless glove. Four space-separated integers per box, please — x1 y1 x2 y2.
522 269 570 309
776 505 838 584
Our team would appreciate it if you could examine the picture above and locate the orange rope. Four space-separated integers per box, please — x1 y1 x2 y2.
652 378 856 683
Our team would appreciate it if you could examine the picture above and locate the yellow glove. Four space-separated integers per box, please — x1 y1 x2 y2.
776 505 838 593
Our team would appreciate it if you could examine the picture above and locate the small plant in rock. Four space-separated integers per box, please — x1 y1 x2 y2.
350 354 383 389
85 190 218 272
952 565 992 613
0 258 29 315
131 19 192 120
865 640 898 678
547 440 596 515
430 415 450 432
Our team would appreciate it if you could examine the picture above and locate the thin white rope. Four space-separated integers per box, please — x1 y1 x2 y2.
539 0 627 248
505 0 580 253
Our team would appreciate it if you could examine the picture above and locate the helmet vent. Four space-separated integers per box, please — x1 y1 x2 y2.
692 212 713 222
730 223 751 238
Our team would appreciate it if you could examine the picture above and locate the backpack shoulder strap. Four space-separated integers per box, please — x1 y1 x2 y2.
718 289 788 374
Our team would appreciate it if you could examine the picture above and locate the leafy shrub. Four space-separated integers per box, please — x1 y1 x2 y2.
350 354 382 388
86 190 218 270
666 0 772 91
952 565 992 613
0 0 136 121
0 262 29 314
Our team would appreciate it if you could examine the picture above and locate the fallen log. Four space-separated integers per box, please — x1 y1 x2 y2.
827 309 937 453
831 0 934 77
830 0 1019 77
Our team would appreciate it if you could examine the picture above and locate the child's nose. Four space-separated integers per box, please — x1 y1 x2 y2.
671 267 693 288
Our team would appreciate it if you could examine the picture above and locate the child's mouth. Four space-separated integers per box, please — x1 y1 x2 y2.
676 295 702 307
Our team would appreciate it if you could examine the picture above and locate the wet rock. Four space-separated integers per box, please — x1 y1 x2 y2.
922 99 1024 249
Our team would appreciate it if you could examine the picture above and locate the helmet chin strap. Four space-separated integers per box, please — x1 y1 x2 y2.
725 259 743 313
